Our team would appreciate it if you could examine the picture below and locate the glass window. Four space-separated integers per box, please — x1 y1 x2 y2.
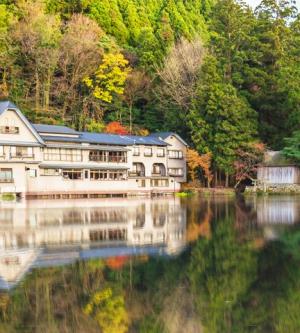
40 168 60 176
0 168 13 182
0 126 19 134
11 146 34 158
168 150 183 159
133 146 140 156
168 168 183 176
157 148 165 157
151 179 169 187
62 169 83 180
44 148 81 161
29 169 37 178
144 147 152 156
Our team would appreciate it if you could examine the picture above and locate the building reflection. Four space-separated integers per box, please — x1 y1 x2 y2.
0 197 187 290
244 196 300 225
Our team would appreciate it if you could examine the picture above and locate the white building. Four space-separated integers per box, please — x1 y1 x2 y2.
0 101 187 198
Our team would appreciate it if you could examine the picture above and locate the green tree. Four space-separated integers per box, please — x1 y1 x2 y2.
282 131 300 164
188 57 257 186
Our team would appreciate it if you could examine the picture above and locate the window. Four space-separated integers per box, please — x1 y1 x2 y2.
90 170 108 180
90 169 126 181
44 148 82 161
62 169 83 180
0 126 19 134
168 150 183 159
151 179 169 187
40 168 60 176
138 179 146 187
89 150 107 162
144 147 152 157
11 146 34 158
168 168 183 176
28 169 37 178
157 148 165 157
133 146 140 156
0 168 13 182
108 151 126 163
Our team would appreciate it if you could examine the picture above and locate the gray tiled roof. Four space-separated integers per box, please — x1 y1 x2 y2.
41 132 168 146
149 132 188 146
0 100 18 115
32 123 78 135
80 132 167 146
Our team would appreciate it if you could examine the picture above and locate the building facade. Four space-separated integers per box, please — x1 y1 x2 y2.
0 101 187 198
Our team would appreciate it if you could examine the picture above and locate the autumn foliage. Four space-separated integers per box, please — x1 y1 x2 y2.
234 142 265 188
105 121 129 135
187 148 213 187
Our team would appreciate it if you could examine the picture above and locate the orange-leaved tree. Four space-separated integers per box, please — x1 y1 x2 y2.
187 148 213 187
105 121 129 135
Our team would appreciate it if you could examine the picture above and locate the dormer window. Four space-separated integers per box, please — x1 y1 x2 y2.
0 126 19 134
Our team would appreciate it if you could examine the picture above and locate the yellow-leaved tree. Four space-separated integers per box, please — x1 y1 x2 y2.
83 53 131 103
83 287 129 333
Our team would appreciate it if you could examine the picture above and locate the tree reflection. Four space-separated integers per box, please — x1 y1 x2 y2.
189 216 256 333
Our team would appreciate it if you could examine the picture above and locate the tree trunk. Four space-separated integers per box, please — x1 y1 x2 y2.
44 66 51 112
225 172 229 188
214 170 218 187
35 69 40 112
129 103 133 134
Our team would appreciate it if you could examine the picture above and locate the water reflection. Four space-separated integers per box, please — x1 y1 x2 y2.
0 197 186 290
1 194 300 291
2 195 300 332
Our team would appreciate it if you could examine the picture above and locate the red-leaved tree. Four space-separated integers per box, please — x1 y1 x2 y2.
234 142 265 188
105 121 129 135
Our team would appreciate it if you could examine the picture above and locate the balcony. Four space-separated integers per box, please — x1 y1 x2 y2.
128 171 145 177
151 163 166 177
89 151 127 163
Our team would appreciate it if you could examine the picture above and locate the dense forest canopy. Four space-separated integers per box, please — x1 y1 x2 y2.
0 0 299 184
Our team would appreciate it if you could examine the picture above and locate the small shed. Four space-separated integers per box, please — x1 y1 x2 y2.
257 151 300 185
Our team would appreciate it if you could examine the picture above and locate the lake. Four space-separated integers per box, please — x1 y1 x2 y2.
1 194 300 332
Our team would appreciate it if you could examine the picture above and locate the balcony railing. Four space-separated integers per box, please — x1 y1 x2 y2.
151 171 166 177
10 154 35 159
89 156 127 163
128 171 145 177
0 178 14 183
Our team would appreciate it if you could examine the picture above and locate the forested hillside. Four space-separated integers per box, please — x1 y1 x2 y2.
0 0 299 184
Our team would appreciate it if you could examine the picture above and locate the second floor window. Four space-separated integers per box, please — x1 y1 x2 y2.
44 148 82 162
168 150 183 159
11 146 34 158
133 146 140 156
144 147 152 157
157 148 165 157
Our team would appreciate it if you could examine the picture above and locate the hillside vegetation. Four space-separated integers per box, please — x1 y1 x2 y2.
1 0 299 185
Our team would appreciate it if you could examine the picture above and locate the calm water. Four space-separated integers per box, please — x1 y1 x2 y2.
1 194 300 332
